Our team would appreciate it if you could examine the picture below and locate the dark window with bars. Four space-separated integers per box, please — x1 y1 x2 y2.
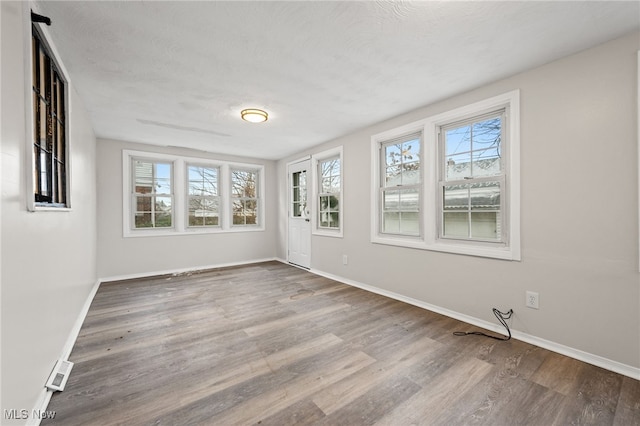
32 25 67 206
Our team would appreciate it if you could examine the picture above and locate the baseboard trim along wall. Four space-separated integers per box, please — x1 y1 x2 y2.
309 266 640 381
99 257 279 283
30 279 102 426
41 256 637 425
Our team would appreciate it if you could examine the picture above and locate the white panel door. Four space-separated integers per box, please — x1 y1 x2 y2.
288 160 311 268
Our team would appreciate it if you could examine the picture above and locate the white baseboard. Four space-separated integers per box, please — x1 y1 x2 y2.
26 389 53 426
99 257 279 283
30 278 102 425
310 267 640 380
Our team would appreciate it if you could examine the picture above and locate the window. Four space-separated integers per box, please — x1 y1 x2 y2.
380 132 422 236
291 170 307 218
318 156 341 230
371 91 520 260
132 159 173 229
187 165 220 227
440 112 504 242
31 24 68 208
231 169 259 226
123 150 264 236
312 146 343 236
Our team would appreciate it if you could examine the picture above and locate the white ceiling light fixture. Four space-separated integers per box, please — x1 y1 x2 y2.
241 108 268 123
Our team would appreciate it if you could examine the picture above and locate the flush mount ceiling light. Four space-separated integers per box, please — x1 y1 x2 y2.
240 108 268 123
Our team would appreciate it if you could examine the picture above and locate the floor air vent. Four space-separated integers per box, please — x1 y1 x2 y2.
46 359 74 391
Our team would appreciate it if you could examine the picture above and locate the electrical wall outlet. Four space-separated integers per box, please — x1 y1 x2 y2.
342 255 348 265
526 291 539 309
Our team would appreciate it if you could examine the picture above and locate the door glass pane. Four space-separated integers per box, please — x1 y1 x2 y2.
291 170 306 217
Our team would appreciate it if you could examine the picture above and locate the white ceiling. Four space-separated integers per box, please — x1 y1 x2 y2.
36 1 639 160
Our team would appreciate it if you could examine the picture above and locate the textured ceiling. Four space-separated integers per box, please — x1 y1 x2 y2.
35 1 639 160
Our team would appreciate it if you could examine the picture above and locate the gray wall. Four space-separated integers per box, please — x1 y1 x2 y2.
277 32 640 369
96 139 279 279
1 2 98 420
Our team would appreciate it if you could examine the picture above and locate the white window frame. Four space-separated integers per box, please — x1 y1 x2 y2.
371 122 426 249
186 163 222 229
123 150 265 237
438 110 506 244
24 3 72 212
371 90 520 260
378 131 423 238
230 166 262 228
311 146 343 237
130 156 175 230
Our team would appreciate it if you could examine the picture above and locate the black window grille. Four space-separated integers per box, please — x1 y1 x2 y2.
32 25 67 206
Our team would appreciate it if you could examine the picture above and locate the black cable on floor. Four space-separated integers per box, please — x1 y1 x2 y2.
453 308 513 341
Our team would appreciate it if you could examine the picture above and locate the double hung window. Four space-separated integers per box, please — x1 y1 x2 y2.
380 132 422 236
231 169 259 226
132 160 173 229
318 157 341 230
312 147 343 236
440 112 505 242
371 91 520 260
187 165 220 227
123 150 264 236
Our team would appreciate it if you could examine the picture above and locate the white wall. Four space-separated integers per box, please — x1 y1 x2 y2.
97 139 278 279
1 2 98 422
277 32 640 371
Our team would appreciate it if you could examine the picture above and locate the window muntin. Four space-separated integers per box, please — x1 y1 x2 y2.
187 165 220 227
318 157 340 229
32 25 67 207
440 112 505 243
380 132 422 236
231 169 259 226
124 151 264 236
371 90 520 260
132 159 173 229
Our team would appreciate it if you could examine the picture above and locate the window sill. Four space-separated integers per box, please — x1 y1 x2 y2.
313 229 343 238
124 226 265 238
30 205 72 212
371 235 520 261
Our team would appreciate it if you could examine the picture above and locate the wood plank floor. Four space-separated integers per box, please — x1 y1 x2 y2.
44 261 640 425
